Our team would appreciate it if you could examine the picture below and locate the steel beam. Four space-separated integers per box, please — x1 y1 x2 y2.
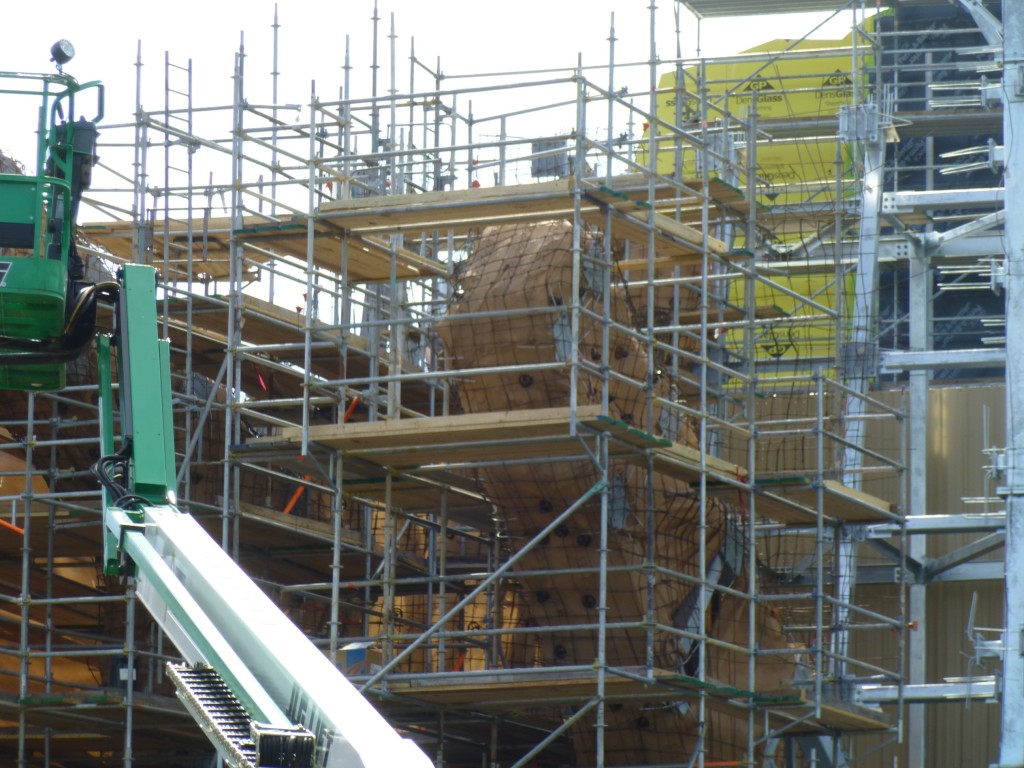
999 3 1024 763
880 348 1006 372
959 0 1004 45
769 558 1004 586
923 209 1006 251
930 561 1003 582
923 533 1005 580
858 677 998 705
882 187 1004 213
927 233 1010 260
869 511 1006 535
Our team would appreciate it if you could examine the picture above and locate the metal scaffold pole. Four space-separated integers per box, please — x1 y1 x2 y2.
907 237 930 768
225 38 245 556
999 1 1024 764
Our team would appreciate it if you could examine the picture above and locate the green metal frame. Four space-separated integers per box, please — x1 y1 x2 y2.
0 70 103 390
99 265 176 573
115 265 175 504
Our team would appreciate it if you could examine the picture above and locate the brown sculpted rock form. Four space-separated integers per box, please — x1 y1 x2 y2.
438 221 794 764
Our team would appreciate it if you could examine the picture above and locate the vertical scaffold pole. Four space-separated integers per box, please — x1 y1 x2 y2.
998 2 1024 764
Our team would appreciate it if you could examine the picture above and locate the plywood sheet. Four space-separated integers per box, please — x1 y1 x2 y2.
82 216 444 283
379 667 885 735
378 667 683 707
319 179 579 233
321 177 730 265
163 294 366 352
267 406 750 487
377 666 788 710
270 406 606 467
763 688 892 732
712 478 896 523
581 200 728 257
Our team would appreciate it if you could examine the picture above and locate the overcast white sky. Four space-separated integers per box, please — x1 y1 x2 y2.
2 0 867 225
5 1 862 137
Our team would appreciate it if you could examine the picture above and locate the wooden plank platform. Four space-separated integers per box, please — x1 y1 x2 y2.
581 176 763 225
639 674 889 732
580 194 728 256
711 478 896 524
576 413 747 484
762 687 893 733
270 406 607 467
87 175 735 285
340 475 493 521
4 688 208 746
256 408 893 523
229 502 433 582
235 501 363 548
266 406 749 487
885 210 934 227
162 294 368 353
377 667 683 708
374 666 787 711
82 216 445 283
371 667 889 732
158 293 379 402
319 178 580 233
651 440 748 484
759 207 859 238
322 177 730 262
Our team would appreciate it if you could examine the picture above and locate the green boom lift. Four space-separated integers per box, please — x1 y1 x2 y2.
0 44 433 768
0 39 107 390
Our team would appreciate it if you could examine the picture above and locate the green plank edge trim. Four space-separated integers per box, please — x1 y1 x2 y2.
593 415 672 448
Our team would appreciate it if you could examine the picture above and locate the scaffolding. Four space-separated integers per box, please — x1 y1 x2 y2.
5 2 986 767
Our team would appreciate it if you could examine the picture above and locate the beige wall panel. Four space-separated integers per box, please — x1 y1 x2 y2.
764 383 1005 767
925 580 1002 768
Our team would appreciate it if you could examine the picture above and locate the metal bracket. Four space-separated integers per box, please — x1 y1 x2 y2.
609 474 630 531
839 103 882 144
552 314 573 363
840 339 879 381
657 406 682 442
581 239 604 301
991 257 1007 291
989 138 1005 172
986 447 1024 496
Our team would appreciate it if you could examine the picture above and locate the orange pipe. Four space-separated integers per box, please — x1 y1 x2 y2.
282 397 360 515
343 396 361 422
282 475 312 516
0 518 24 535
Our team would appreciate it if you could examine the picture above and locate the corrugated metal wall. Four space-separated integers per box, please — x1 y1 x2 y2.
869 384 1004 767
922 385 1003 768
742 384 1004 764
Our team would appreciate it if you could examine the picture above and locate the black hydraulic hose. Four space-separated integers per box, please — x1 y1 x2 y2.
92 438 133 501
0 280 119 365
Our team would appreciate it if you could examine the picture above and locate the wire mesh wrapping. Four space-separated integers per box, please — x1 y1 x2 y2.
437 220 795 764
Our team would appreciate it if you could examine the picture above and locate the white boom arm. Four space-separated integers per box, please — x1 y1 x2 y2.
111 503 433 768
